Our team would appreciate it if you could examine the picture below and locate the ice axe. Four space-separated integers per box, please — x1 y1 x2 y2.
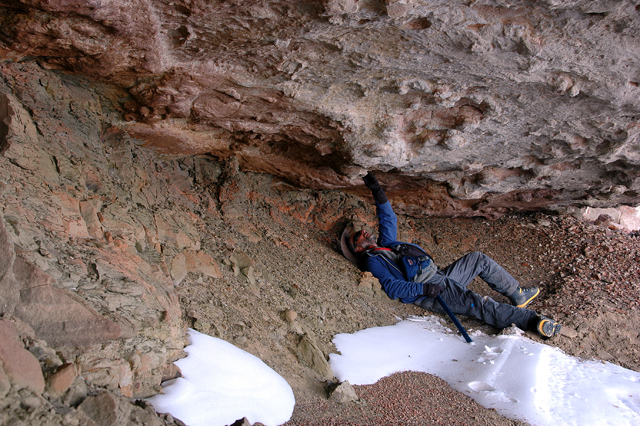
436 295 473 343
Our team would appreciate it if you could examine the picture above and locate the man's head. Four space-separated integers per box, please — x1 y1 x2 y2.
341 228 377 265
348 230 377 253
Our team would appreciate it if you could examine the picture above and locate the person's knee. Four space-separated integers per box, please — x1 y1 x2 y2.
468 251 489 268
471 251 489 260
472 252 506 280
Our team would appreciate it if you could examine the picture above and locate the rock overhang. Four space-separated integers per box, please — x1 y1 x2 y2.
1 0 639 217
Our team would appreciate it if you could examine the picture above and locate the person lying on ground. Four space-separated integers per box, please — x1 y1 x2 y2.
341 172 561 338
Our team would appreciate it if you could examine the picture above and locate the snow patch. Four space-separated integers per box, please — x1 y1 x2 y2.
147 329 295 426
330 315 640 426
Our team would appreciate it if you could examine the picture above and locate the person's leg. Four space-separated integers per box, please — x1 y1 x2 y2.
439 251 519 296
415 279 538 330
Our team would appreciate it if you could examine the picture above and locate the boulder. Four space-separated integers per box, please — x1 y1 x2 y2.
78 392 125 426
296 334 334 380
0 319 45 395
47 363 78 397
328 380 359 404
79 392 163 426
12 256 122 347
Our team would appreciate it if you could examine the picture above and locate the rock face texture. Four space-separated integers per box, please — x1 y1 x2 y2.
1 59 640 426
0 61 423 425
0 64 186 403
1 0 639 217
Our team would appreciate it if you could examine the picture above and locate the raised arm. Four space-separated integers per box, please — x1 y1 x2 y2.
363 172 397 246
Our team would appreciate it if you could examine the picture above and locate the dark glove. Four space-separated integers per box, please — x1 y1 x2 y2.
362 172 388 204
423 283 443 298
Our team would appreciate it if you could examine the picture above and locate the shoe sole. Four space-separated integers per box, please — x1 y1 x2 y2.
517 288 540 308
538 319 561 338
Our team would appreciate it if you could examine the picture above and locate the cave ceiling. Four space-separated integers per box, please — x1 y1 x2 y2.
1 0 640 217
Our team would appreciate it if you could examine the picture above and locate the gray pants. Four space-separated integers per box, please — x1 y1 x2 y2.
415 252 537 330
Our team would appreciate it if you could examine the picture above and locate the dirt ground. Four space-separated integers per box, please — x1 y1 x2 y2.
176 170 640 425
280 210 638 425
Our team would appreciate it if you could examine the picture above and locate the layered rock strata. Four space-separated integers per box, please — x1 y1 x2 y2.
0 0 638 217
0 61 420 425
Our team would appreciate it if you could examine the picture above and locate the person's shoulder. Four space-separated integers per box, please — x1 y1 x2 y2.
362 254 385 273
364 251 383 262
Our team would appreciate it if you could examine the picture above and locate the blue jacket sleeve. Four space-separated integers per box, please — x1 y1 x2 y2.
375 201 398 247
365 256 424 301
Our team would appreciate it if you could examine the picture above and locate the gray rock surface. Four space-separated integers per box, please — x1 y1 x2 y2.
1 1 639 216
328 380 359 404
0 60 420 425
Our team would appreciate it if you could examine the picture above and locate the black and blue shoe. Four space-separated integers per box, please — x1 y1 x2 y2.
508 287 540 308
537 316 561 338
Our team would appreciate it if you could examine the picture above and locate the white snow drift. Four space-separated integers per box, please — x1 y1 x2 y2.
147 329 295 426
148 317 640 426
330 316 640 426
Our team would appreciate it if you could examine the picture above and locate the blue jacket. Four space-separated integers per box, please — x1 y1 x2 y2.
363 201 435 304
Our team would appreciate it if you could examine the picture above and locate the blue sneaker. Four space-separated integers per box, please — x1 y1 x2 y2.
508 287 540 308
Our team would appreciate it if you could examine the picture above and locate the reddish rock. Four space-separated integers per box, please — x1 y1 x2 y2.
172 250 223 285
0 319 45 394
4 214 120 349
79 392 123 426
11 256 123 347
160 363 182 383
0 366 10 397
79 391 164 426
47 363 78 396
2 2 639 216
283 309 298 323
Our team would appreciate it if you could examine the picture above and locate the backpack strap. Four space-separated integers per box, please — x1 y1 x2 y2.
391 243 428 257
368 247 399 261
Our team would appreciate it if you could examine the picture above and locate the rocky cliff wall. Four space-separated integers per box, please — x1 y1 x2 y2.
0 61 424 425
1 0 639 217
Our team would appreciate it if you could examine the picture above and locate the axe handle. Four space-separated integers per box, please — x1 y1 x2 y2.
436 295 473 343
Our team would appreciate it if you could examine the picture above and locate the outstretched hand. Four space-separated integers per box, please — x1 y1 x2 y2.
362 171 388 204
362 172 380 191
